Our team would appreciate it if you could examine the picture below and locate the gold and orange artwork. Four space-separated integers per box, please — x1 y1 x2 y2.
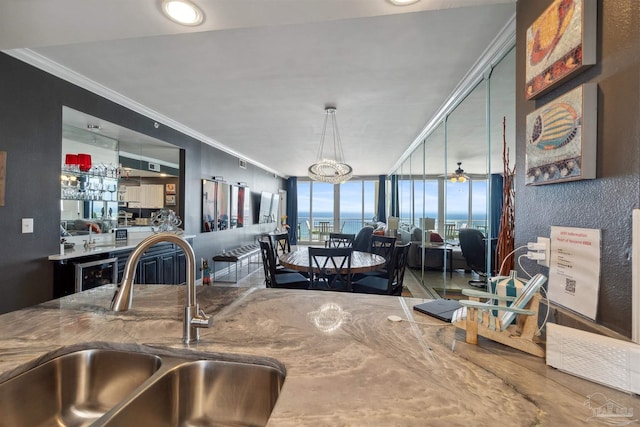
525 0 595 100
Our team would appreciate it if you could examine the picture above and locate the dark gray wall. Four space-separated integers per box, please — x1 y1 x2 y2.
0 53 284 314
515 0 640 337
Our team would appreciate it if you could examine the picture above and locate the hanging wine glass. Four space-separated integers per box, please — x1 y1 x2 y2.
107 183 117 201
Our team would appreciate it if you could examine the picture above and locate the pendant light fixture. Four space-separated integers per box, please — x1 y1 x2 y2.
308 106 353 184
450 162 469 183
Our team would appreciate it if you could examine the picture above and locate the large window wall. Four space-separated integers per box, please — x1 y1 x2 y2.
392 47 515 284
297 178 379 241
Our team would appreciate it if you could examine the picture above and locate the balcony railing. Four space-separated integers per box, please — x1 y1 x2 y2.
296 216 487 242
297 217 366 242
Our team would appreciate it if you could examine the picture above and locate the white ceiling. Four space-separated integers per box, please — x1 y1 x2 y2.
1 0 516 178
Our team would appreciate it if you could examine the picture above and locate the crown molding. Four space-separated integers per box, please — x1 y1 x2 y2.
3 48 287 179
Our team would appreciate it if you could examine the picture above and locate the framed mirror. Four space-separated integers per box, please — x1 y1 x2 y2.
202 179 226 232
257 191 278 224
202 180 249 232
61 107 182 236
230 185 249 229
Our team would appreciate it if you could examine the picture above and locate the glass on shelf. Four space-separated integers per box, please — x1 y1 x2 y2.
62 161 120 178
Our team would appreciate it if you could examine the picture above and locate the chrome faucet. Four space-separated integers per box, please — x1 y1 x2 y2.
83 221 96 249
111 232 212 343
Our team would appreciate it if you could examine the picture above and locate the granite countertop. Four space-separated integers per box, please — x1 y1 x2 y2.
48 234 196 261
0 285 637 426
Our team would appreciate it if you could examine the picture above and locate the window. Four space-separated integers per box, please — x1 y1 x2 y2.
297 181 310 240
298 178 380 242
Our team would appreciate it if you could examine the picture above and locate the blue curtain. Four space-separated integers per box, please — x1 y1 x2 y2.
489 173 503 240
286 177 298 244
390 174 399 217
377 175 387 223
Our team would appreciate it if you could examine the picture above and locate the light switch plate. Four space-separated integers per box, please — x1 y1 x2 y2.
21 218 33 233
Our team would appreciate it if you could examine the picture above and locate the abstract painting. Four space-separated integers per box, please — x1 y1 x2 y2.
525 0 596 100
526 84 597 185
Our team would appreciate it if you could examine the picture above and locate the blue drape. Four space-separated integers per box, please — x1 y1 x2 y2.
489 173 503 240
390 174 399 217
377 175 387 223
286 177 298 244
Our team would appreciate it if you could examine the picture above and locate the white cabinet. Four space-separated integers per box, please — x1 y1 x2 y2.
123 184 164 209
143 184 164 209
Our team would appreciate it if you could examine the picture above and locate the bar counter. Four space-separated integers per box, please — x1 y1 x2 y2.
0 285 637 426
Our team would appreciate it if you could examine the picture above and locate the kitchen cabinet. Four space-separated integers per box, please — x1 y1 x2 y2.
123 184 164 209
138 252 178 285
114 240 191 285
51 237 193 296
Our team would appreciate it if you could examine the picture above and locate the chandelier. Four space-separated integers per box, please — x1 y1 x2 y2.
308 106 353 184
450 162 469 183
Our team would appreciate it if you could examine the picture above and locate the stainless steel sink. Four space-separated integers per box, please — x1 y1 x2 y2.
0 349 162 427
0 345 286 427
102 360 285 427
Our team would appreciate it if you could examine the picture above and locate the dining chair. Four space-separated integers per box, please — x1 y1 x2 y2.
369 234 396 261
318 221 332 242
259 241 309 289
308 247 353 291
269 231 291 255
327 233 355 248
354 234 396 280
352 243 410 296
444 223 458 242
269 231 307 276
305 220 320 241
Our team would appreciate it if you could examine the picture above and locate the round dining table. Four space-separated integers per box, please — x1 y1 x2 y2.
279 250 386 275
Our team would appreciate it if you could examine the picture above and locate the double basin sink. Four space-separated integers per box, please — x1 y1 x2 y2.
0 344 286 427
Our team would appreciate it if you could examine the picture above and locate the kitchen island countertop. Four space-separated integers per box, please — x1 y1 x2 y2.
0 285 637 426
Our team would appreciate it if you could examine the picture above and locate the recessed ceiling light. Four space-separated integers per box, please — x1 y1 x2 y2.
388 0 421 5
161 0 204 26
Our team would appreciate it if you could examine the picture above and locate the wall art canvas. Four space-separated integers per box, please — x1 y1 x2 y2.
525 0 596 100
526 83 596 185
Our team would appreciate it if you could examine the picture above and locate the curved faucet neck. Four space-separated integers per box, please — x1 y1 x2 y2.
111 232 196 311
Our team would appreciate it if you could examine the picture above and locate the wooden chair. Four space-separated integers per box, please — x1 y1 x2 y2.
327 233 355 248
451 273 547 357
352 243 410 296
355 234 396 280
268 231 300 275
308 247 353 291
259 241 309 289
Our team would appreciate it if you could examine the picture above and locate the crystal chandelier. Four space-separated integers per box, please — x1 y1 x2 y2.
450 162 469 183
308 106 353 184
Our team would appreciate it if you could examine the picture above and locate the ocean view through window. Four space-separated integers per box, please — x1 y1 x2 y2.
296 177 487 242
297 179 378 241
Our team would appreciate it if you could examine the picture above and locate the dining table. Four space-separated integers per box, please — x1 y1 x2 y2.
279 249 386 275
